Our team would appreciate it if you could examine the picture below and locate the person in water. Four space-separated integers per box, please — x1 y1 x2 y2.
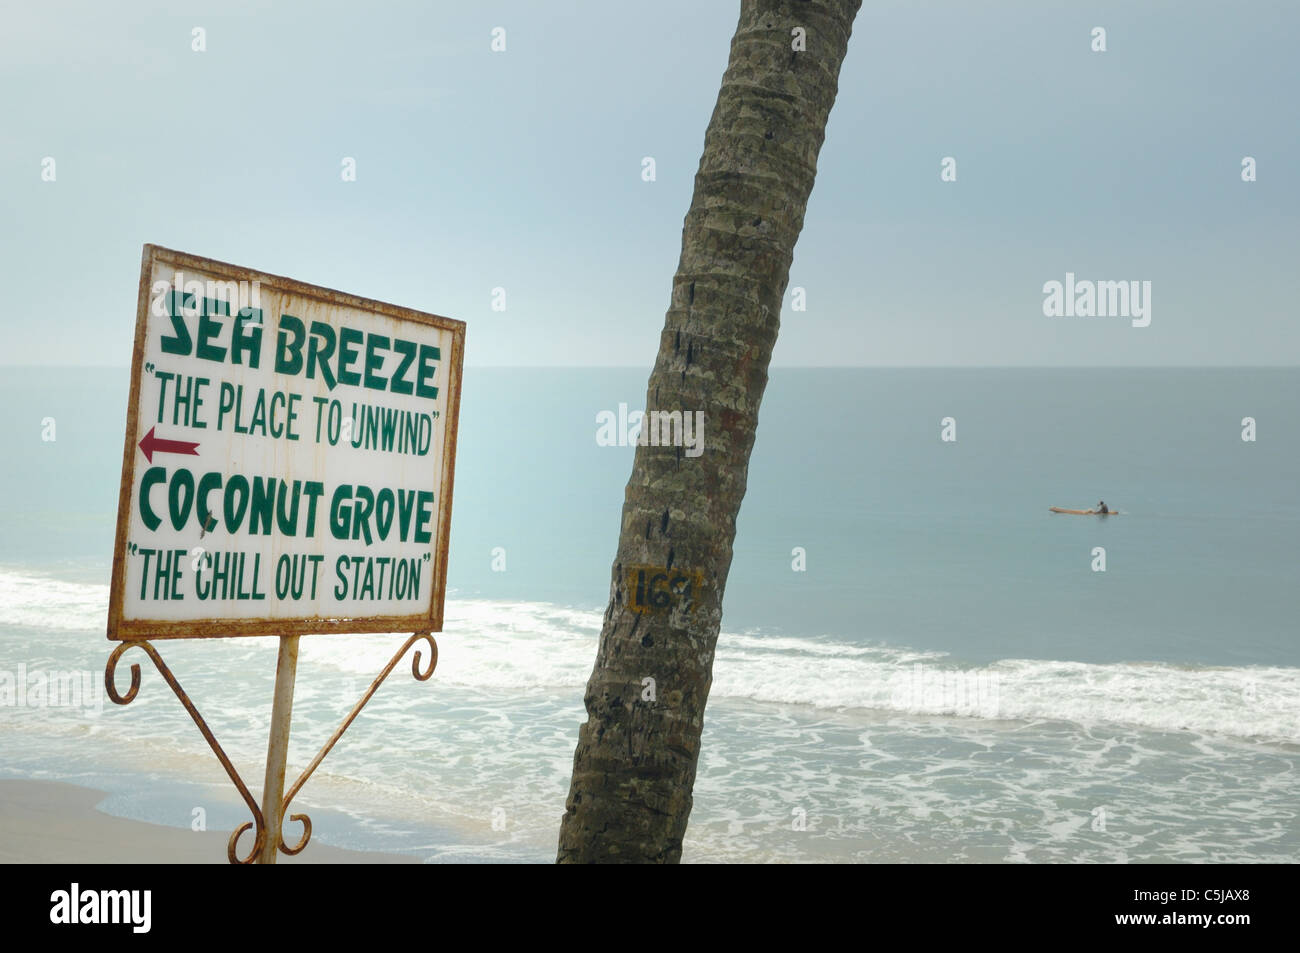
1096 500 1109 514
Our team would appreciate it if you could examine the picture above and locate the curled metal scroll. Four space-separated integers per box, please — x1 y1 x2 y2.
106 633 437 862
277 633 438 855
105 640 267 863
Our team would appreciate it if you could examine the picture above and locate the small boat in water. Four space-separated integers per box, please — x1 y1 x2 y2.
1049 506 1120 515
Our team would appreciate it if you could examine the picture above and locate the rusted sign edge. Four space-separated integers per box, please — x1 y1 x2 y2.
106 244 465 641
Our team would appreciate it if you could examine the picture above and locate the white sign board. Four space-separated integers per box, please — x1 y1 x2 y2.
107 245 464 640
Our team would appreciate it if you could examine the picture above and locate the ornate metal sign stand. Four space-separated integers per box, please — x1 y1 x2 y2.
104 246 464 864
105 633 437 864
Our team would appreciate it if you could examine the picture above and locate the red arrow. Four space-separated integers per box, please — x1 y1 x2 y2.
138 426 200 463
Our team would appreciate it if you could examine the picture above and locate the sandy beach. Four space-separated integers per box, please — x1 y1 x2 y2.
0 779 416 864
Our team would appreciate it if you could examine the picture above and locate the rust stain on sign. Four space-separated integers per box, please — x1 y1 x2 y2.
106 245 465 640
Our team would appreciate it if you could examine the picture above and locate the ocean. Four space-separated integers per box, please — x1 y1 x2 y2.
1 366 1297 862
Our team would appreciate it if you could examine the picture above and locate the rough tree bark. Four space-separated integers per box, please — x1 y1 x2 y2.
557 0 862 863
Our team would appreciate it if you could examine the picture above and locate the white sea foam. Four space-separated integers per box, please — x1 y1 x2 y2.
304 599 1300 744
0 569 109 631
2 569 1296 744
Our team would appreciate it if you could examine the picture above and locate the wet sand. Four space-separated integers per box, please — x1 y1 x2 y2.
0 779 417 864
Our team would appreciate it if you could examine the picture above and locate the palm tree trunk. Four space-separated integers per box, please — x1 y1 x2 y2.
557 0 862 863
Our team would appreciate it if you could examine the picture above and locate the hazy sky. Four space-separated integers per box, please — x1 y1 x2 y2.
3 0 1296 367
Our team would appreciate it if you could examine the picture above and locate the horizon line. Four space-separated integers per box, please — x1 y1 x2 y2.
3 363 1298 371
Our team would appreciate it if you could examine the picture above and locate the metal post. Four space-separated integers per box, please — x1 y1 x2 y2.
106 632 437 863
258 635 300 864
